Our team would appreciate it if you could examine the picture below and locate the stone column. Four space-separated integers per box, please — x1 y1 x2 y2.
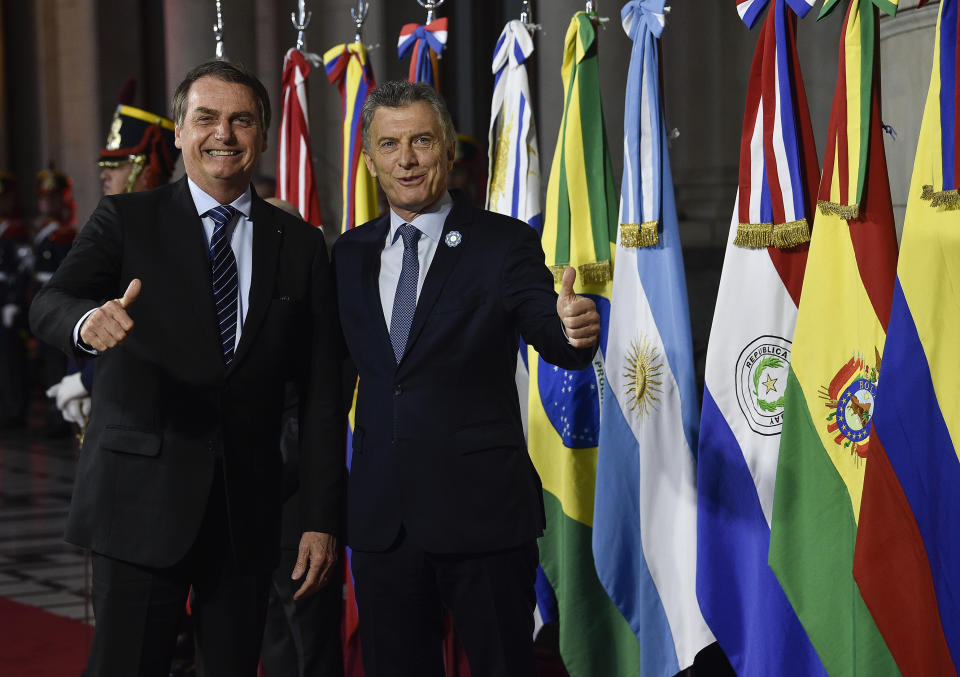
879 0 939 233
35 0 102 223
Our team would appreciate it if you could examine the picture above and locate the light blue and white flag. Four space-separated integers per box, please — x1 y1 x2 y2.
486 19 552 632
486 18 543 443
592 2 713 675
486 19 542 232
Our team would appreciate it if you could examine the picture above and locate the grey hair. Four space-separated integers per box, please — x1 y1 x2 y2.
360 80 456 152
171 61 271 133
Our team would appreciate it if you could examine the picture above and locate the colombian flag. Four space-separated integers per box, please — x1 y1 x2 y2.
853 0 960 673
527 10 642 675
323 42 379 233
767 0 901 675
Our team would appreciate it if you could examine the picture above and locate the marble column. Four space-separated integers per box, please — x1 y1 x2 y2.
879 0 939 233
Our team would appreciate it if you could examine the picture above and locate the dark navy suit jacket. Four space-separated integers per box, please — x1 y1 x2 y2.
333 192 594 554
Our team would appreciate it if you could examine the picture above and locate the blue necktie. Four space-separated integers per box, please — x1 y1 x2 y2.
389 223 421 362
207 205 239 366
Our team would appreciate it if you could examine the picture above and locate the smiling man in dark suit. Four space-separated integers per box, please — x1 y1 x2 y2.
333 80 601 677
29 61 344 677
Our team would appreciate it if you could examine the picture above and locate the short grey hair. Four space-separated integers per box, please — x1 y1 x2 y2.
172 61 271 133
361 81 456 152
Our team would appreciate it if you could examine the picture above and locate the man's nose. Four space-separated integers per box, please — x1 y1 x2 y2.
214 120 234 142
397 142 417 167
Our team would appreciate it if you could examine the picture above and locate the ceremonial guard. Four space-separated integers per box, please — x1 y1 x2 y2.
97 102 179 195
0 172 31 427
31 167 77 434
47 104 181 430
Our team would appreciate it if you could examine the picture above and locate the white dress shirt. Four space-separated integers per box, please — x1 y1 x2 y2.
187 178 254 349
378 191 454 329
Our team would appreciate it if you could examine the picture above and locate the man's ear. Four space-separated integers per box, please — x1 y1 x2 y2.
174 126 182 149
446 143 456 169
362 151 377 178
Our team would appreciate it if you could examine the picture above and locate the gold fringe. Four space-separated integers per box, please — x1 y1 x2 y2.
549 260 613 285
772 218 811 248
817 200 859 220
921 184 935 200
733 222 773 248
930 189 960 209
578 261 612 284
620 221 659 248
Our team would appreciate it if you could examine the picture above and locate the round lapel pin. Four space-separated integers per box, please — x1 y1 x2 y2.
444 230 462 247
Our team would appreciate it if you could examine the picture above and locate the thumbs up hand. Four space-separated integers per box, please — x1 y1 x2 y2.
79 278 141 352
556 266 600 349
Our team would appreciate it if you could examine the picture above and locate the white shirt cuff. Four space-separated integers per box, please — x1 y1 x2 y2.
74 308 100 355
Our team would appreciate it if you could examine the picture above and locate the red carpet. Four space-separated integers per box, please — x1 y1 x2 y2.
0 597 90 675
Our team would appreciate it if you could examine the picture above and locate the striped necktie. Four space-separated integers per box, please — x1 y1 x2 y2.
206 205 239 366
389 223 421 362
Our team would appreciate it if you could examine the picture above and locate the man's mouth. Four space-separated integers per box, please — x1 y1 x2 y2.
397 175 424 185
205 149 241 157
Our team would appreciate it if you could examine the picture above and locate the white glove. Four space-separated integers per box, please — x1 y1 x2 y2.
62 396 91 427
2 304 18 328
45 372 91 426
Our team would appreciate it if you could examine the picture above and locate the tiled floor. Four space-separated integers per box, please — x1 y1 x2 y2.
0 418 93 624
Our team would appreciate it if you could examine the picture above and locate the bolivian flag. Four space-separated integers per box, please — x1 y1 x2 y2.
853 0 960 673
527 10 641 676
767 0 900 675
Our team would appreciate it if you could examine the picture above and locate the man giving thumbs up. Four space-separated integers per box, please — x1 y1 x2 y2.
333 80 599 677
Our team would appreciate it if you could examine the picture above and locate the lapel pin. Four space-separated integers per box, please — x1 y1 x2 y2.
444 230 462 248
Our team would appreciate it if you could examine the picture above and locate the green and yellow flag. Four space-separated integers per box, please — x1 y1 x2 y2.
768 0 900 675
528 10 641 676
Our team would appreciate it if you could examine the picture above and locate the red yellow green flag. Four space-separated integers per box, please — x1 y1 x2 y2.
767 0 901 675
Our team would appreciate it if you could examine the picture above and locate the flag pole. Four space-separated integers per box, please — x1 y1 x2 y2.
416 0 447 25
291 0 312 52
351 0 370 43
212 0 226 60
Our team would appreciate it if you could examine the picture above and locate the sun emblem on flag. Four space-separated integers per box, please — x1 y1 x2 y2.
818 348 881 459
624 336 663 419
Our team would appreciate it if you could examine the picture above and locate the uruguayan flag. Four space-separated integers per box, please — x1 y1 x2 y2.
592 3 713 675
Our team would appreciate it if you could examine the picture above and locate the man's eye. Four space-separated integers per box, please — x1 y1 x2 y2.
379 141 396 150
236 117 253 127
414 136 432 146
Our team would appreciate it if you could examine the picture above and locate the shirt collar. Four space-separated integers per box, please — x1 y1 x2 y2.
388 191 453 245
187 177 253 219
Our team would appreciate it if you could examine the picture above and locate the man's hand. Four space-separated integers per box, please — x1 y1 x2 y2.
79 279 141 351
557 266 600 348
291 531 338 600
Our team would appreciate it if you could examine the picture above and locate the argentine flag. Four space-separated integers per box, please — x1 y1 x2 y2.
592 3 713 675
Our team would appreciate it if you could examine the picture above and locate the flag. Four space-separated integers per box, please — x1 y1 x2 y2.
486 19 542 232
397 18 448 87
486 17 542 447
276 48 322 228
767 1 901 675
323 41 379 233
322 41 379 677
592 3 713 676
527 10 642 675
695 1 827 675
853 0 960 672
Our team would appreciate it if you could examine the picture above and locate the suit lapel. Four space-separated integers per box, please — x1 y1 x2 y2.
231 194 282 371
166 179 223 369
400 197 471 364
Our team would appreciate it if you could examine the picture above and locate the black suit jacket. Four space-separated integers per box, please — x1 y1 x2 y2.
29 177 345 572
333 193 594 554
